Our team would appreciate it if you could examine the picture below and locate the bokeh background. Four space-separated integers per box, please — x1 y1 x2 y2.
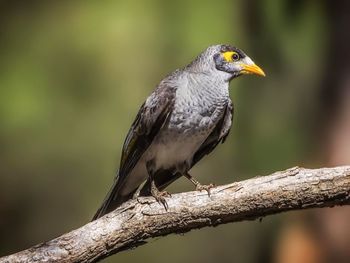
1 0 349 262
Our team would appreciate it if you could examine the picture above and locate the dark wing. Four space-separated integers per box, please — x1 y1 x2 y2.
118 85 175 182
139 100 234 194
92 84 176 220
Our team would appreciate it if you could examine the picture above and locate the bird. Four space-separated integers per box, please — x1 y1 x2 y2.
92 44 265 220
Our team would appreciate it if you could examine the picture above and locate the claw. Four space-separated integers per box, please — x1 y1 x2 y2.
196 183 215 196
151 188 170 210
153 192 169 210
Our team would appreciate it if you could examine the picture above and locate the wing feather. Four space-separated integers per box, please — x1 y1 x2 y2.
118 85 175 182
92 84 175 220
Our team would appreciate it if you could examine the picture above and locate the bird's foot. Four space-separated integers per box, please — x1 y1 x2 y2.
196 183 215 196
151 188 170 210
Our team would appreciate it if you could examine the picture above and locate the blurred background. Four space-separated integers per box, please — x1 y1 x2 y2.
0 0 349 262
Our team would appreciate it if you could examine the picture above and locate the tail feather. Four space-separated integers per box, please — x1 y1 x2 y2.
92 178 136 221
93 168 180 221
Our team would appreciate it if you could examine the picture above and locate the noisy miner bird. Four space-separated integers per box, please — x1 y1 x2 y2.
93 44 265 220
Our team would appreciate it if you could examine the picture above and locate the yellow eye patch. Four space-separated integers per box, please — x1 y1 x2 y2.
223 51 238 62
223 51 235 62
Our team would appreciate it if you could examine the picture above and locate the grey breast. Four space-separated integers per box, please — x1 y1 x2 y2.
148 71 230 171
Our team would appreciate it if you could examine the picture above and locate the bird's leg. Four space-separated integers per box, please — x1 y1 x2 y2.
184 172 215 196
146 161 170 210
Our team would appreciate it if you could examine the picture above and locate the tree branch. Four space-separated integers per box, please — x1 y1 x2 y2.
1 166 350 263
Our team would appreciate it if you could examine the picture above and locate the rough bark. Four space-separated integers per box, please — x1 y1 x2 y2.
1 166 350 263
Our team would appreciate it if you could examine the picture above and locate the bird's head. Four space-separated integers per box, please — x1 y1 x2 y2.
188 44 265 81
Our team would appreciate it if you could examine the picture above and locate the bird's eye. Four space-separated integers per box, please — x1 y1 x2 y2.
232 53 240 61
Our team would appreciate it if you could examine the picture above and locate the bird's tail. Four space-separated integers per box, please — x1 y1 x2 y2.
92 169 179 220
92 176 136 221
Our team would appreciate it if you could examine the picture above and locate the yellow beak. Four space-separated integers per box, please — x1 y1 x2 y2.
241 64 266 77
